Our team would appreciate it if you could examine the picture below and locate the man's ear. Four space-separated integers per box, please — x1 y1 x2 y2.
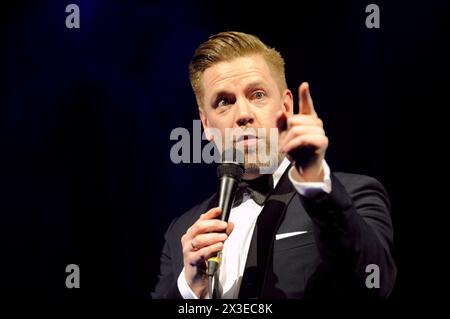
282 89 294 115
199 108 213 141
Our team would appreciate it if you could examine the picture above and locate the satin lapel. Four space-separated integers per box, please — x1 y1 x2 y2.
239 163 297 298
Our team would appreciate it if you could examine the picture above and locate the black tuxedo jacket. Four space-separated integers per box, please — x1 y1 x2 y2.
152 166 397 299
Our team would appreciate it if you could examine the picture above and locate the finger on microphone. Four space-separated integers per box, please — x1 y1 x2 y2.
207 242 224 258
199 207 221 220
192 232 228 250
225 221 234 236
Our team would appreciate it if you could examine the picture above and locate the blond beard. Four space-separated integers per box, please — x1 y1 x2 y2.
233 138 284 175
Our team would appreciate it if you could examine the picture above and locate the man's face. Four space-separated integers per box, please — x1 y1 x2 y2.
199 54 293 175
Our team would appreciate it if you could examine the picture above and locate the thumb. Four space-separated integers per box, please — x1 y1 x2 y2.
276 110 288 132
226 222 234 236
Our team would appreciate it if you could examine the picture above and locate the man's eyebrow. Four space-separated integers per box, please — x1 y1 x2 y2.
212 81 267 96
209 80 269 103
210 90 233 102
245 81 267 90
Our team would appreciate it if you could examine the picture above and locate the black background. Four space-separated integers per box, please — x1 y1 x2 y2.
0 0 448 306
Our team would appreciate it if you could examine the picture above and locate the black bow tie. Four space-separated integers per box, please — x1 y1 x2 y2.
234 174 274 206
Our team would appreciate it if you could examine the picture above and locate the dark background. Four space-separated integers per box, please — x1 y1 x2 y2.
0 0 447 305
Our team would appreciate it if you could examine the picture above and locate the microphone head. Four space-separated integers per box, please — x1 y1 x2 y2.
217 149 245 180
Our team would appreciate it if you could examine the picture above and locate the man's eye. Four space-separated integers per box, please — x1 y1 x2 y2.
217 98 230 107
254 91 265 99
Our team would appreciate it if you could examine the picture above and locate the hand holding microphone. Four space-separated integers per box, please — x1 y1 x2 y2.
181 207 233 298
180 149 244 298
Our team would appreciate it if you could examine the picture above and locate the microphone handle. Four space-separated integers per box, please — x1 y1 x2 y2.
207 175 240 273
217 176 240 222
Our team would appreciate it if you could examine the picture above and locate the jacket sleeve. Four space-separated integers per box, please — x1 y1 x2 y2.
151 218 183 299
302 173 397 298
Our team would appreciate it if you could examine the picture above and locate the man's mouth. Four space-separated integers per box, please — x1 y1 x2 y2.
236 134 259 146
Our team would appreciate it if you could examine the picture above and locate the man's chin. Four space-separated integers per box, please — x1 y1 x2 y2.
250 149 286 173
243 163 261 174
243 157 284 175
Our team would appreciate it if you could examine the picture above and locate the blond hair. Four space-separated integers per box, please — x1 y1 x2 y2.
189 31 287 109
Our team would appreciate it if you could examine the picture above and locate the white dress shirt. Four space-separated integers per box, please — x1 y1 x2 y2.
177 158 332 299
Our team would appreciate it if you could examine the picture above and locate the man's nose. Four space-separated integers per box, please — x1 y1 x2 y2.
235 98 254 127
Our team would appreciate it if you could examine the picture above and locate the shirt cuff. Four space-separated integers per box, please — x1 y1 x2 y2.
177 267 212 299
288 159 332 198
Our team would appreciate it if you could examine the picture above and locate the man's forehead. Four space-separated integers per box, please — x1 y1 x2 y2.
202 55 273 93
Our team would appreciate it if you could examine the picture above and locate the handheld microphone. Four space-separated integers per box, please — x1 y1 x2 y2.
207 149 244 294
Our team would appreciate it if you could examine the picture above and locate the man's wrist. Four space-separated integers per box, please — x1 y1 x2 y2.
291 161 324 182
288 159 332 198
178 268 203 299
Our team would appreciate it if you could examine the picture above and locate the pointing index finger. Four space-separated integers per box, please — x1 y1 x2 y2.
299 82 316 115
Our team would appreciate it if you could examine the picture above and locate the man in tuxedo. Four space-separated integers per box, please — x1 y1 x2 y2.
152 31 396 299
